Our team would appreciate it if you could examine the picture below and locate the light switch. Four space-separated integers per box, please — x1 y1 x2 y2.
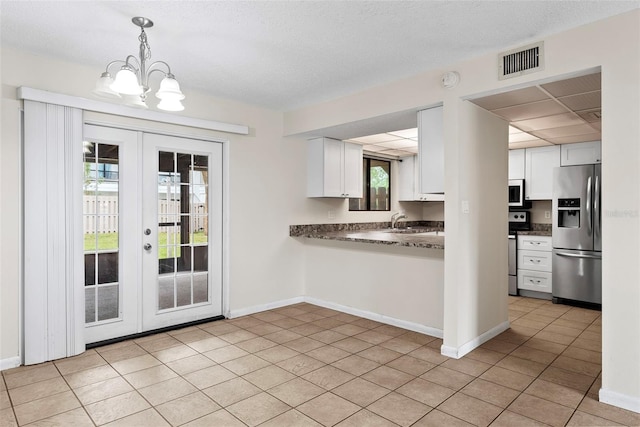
461 200 470 214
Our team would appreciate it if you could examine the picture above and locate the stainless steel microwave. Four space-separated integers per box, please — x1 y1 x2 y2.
508 179 528 208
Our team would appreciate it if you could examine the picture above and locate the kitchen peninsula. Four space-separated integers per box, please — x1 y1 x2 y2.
291 221 445 338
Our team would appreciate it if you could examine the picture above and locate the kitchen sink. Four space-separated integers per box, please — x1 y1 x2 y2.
418 231 445 237
383 228 431 234
383 228 444 237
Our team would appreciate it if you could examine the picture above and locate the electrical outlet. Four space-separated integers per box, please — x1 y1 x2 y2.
327 210 335 220
545 210 551 219
461 200 470 214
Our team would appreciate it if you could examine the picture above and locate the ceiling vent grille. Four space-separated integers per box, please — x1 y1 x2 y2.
498 42 544 80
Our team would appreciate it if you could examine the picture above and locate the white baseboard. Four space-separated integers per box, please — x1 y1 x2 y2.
227 296 305 319
441 320 510 359
599 388 640 414
0 356 21 371
303 296 443 338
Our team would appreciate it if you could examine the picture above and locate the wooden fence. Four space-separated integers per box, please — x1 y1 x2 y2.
83 196 206 234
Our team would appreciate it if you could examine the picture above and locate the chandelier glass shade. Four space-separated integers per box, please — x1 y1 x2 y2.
93 17 185 111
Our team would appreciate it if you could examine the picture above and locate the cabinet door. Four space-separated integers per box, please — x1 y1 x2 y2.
342 142 363 198
525 145 560 200
398 155 417 201
560 141 601 166
418 106 444 194
307 137 342 197
508 149 525 180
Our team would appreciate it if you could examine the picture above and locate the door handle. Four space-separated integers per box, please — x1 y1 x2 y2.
144 243 152 250
555 251 601 259
586 176 592 236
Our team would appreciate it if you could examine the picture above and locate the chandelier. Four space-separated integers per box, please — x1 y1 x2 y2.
93 17 185 111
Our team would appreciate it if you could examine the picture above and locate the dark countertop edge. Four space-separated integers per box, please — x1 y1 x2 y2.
294 233 445 250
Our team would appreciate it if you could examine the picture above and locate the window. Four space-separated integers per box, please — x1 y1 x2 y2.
349 157 390 211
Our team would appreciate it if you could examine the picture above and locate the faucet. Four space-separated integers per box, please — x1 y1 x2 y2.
391 212 407 229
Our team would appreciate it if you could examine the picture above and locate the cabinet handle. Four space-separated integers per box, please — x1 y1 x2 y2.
530 259 541 263
529 279 541 284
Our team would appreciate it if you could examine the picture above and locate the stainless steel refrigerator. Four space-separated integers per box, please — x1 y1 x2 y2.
552 164 601 305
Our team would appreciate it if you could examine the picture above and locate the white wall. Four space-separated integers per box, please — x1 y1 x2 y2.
302 238 444 333
442 100 509 357
284 10 640 412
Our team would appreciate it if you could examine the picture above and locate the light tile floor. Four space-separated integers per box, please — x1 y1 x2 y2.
2 297 640 426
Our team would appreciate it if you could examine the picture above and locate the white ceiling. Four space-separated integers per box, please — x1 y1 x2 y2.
1 1 637 111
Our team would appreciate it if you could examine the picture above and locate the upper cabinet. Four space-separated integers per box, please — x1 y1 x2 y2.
398 155 444 201
508 149 525 180
307 137 363 198
418 106 444 194
560 141 601 166
525 145 560 200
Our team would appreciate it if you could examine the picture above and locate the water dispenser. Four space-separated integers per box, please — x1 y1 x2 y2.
557 198 580 228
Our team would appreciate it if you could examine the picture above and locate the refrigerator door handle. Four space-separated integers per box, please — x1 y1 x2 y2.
586 176 592 236
555 251 601 260
595 175 601 240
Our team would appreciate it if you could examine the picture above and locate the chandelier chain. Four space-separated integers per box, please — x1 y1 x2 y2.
139 28 152 60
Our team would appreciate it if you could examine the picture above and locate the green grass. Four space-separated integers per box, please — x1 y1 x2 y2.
84 231 207 259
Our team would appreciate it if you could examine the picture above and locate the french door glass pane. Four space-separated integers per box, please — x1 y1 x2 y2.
84 142 120 324
157 151 209 311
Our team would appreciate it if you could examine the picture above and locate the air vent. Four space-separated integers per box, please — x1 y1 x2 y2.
498 42 544 80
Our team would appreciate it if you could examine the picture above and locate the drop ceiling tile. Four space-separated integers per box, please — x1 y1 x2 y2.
362 144 389 152
509 126 523 134
544 133 601 144
402 146 419 154
589 122 602 131
512 113 587 132
541 73 601 97
509 132 541 143
557 91 601 111
374 139 418 149
531 123 598 139
472 86 550 110
576 109 602 123
509 140 554 149
491 99 569 121
349 133 399 144
379 149 412 157
388 128 418 139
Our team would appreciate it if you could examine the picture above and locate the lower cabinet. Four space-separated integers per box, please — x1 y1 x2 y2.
517 235 552 295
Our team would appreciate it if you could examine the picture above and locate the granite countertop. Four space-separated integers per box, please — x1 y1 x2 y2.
290 221 445 249
515 224 552 237
516 230 552 237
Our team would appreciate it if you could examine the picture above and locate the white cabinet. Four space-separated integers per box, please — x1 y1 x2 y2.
560 141 601 166
517 235 552 295
307 137 363 198
508 149 525 180
525 145 560 200
398 155 445 202
418 106 444 195
398 155 417 201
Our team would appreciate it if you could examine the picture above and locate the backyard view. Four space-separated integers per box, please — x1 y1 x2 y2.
84 231 208 258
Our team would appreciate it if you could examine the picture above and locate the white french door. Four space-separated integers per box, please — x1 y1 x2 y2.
83 125 223 344
141 133 223 331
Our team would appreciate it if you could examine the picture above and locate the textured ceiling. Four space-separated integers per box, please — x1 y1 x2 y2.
1 1 638 111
